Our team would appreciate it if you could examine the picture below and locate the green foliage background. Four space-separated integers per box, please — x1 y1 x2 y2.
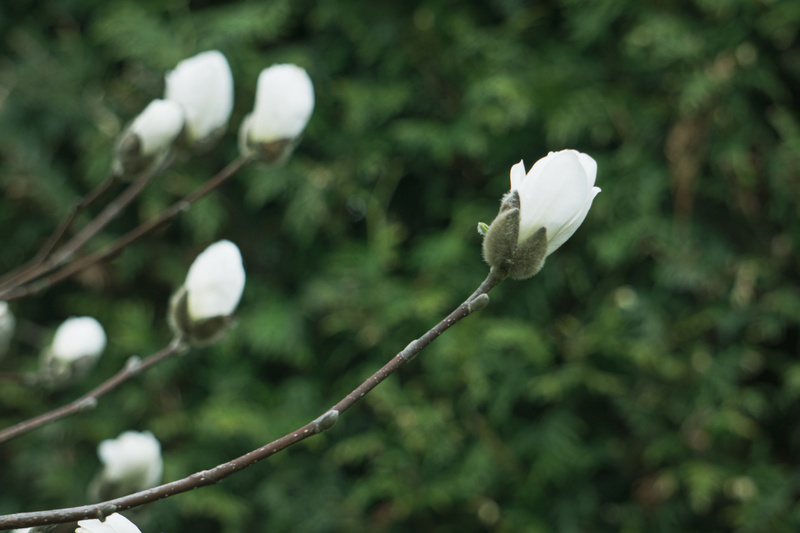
1 0 799 531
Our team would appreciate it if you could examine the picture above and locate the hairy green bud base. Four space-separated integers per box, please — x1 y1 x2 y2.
168 286 235 346
481 190 548 280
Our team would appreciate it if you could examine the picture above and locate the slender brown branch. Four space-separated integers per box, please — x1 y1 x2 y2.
0 270 502 529
32 174 122 263
0 158 172 296
0 174 121 289
0 340 188 444
0 155 251 302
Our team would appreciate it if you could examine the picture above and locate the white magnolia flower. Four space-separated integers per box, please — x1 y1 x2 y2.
127 99 185 156
76 513 142 533
243 64 315 144
0 301 14 358
50 316 106 363
185 240 246 321
97 430 163 491
510 149 600 256
165 50 234 145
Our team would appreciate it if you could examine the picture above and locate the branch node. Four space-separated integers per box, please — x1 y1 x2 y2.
78 397 98 412
170 338 191 355
399 339 419 361
96 504 117 521
313 410 339 433
125 355 142 371
50 250 74 265
467 293 490 313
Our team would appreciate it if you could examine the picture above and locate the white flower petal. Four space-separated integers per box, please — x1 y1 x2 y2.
517 151 590 242
129 99 185 156
248 64 315 144
522 151 555 186
185 240 246 321
97 430 163 489
50 317 106 363
509 160 526 190
546 186 601 255
76 513 143 533
576 152 598 187
165 50 234 144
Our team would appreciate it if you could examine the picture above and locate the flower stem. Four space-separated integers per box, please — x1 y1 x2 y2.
0 270 502 529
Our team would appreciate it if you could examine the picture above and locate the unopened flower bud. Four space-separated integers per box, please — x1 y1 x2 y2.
169 240 245 345
165 50 234 149
0 301 15 360
88 431 162 502
482 150 600 279
76 513 142 533
114 99 185 176
239 64 314 165
40 316 106 386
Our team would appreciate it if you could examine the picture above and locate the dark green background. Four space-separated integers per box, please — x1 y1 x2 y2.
1 0 800 531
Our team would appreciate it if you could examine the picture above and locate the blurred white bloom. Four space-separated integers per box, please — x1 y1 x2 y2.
0 301 14 359
185 240 246 321
245 64 315 144
168 241 245 345
51 317 107 363
76 513 142 533
165 50 234 145
510 149 600 256
97 430 163 492
40 316 106 386
114 99 185 176
127 99 185 156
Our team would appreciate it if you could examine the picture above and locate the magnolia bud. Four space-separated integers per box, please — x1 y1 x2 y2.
0 301 15 360
76 513 142 533
481 190 520 276
239 64 314 164
169 240 246 345
40 317 106 387
114 99 185 176
88 431 162 502
164 50 234 149
482 150 600 279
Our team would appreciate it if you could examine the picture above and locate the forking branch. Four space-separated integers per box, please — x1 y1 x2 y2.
0 154 252 302
0 171 121 288
0 339 189 444
0 45 601 533
0 156 173 296
0 271 498 529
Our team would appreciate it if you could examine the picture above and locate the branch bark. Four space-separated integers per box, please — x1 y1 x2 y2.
0 155 251 302
0 270 502 529
0 158 172 295
0 340 188 444
0 172 120 289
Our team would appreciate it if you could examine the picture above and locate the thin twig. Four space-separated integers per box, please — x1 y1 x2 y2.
0 270 502 529
0 155 251 302
0 174 120 288
0 158 172 296
32 174 122 263
0 340 189 444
